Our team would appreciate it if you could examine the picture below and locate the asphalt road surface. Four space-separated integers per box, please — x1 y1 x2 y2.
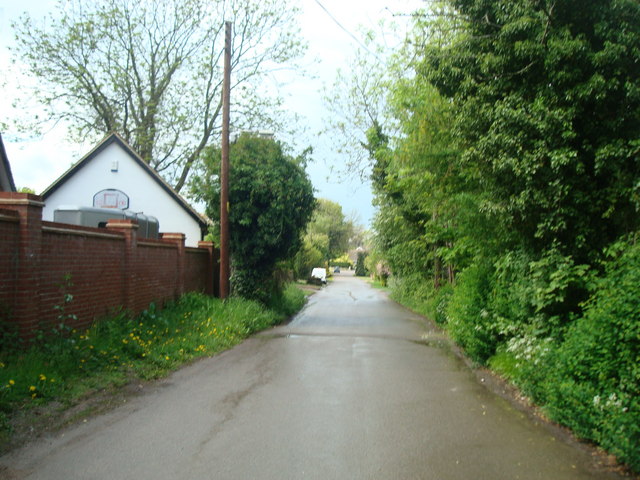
0 273 626 479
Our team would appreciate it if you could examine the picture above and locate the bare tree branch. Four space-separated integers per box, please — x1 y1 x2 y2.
9 0 306 193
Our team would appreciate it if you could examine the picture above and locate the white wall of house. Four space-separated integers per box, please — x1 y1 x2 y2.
42 142 203 246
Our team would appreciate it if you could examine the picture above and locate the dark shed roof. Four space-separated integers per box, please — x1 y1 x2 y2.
0 134 17 192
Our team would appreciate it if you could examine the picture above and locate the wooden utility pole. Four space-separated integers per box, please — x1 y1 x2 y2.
219 21 232 299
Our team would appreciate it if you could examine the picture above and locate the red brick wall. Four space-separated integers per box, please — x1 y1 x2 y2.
185 248 210 293
132 241 180 314
0 193 217 338
0 208 19 323
39 223 127 332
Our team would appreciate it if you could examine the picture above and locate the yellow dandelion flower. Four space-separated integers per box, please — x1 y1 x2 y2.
165 356 170 360
39 374 46 381
29 385 36 392
31 393 37 399
9 379 15 386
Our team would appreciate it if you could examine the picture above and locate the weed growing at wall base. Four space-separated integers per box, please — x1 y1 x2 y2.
0 286 305 445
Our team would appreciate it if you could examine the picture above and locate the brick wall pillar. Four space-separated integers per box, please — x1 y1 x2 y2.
161 233 186 297
106 219 139 313
197 241 216 296
0 193 44 337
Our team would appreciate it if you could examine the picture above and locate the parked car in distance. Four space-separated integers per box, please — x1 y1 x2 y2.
310 267 327 285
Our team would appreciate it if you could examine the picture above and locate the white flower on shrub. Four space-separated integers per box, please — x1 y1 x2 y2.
594 392 628 412
606 393 623 409
506 335 553 364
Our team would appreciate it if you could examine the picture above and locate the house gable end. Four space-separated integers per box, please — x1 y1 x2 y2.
41 133 206 228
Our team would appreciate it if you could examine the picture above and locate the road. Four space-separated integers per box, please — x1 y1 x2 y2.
0 273 625 479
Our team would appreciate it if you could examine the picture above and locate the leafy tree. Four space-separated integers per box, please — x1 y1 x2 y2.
192 133 315 301
292 238 324 280
366 9 483 291
305 199 353 264
10 0 305 192
425 0 640 262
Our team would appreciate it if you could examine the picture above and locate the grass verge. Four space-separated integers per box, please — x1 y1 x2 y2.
0 284 306 450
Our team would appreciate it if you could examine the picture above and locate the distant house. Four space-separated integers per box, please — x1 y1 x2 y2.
0 134 17 192
42 133 208 246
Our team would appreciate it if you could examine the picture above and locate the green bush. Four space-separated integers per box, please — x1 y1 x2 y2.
265 283 307 317
432 283 453 325
293 242 324 280
446 261 497 363
490 250 536 336
355 251 368 276
540 240 640 470
389 274 434 317
388 273 452 325
230 269 270 304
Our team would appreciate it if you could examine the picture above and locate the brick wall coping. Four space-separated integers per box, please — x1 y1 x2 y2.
161 233 186 240
0 212 19 223
0 196 45 207
42 224 124 240
138 240 177 249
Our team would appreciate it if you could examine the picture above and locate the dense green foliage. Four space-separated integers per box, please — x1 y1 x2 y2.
341 0 640 470
0 287 305 445
192 134 315 301
425 0 640 263
535 239 640 470
354 251 367 277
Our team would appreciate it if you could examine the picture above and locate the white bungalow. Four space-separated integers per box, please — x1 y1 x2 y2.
41 133 208 246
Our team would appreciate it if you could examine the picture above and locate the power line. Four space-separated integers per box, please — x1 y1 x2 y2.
312 0 382 61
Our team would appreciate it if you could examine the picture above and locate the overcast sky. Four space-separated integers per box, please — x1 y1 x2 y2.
0 0 421 227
